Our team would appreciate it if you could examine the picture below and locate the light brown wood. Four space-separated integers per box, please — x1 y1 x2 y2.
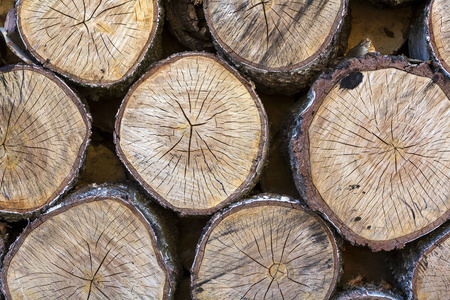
0 64 90 220
203 0 349 94
1 184 178 299
412 230 449 299
191 195 341 299
430 0 450 75
115 52 268 215
17 0 162 86
289 55 450 250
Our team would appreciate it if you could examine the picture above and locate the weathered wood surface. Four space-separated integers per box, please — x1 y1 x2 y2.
165 0 213 51
204 0 350 95
1 183 179 299
289 54 450 251
191 194 341 299
0 64 91 221
115 52 269 215
16 0 163 86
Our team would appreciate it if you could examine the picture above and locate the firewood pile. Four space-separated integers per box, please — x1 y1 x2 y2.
0 0 448 299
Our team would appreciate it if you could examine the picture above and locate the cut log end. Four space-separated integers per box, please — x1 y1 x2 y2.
1 184 176 299
0 64 90 220
205 0 344 70
191 195 341 299
115 52 268 215
203 0 349 94
290 55 450 250
17 0 162 86
412 228 449 299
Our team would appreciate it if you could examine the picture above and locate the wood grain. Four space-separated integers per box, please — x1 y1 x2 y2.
17 0 161 86
191 195 340 299
115 52 268 215
0 65 90 218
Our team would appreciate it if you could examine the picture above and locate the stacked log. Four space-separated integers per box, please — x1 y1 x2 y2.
1 183 179 299
289 54 449 251
191 194 341 299
115 52 269 215
0 64 90 221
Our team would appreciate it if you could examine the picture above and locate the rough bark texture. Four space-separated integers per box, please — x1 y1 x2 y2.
0 64 91 221
390 222 449 300
16 0 164 87
191 194 342 299
115 52 269 215
1 183 179 299
165 0 213 51
289 54 450 251
203 0 350 95
409 0 450 78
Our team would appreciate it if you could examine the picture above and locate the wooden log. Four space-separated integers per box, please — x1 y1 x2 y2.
165 0 214 51
1 183 179 299
191 194 341 299
0 64 91 221
115 52 269 215
15 0 164 87
203 0 350 95
390 222 449 299
289 54 450 251
409 0 450 78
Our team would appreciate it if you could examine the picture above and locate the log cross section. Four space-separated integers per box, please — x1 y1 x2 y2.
115 53 268 215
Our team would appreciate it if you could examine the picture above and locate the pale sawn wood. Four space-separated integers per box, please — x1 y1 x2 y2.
1 183 179 299
289 54 450 251
203 0 349 95
115 52 269 215
17 0 163 86
191 194 341 299
0 64 90 220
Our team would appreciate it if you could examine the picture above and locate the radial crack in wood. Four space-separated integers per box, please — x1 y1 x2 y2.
204 0 349 94
115 52 269 215
191 194 341 299
17 0 162 86
0 64 90 220
1 183 177 299
289 55 450 251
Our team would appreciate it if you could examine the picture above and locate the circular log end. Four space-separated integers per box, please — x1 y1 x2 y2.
1 187 173 299
204 0 347 71
17 0 162 86
290 55 450 251
115 52 269 215
0 64 90 219
191 195 340 299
